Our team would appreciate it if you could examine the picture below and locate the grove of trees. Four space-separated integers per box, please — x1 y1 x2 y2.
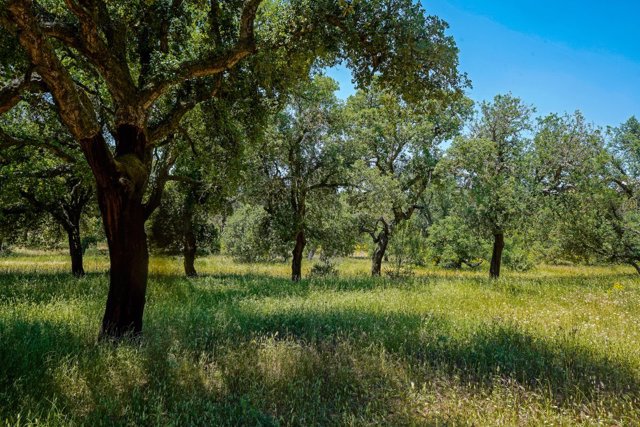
1 0 638 341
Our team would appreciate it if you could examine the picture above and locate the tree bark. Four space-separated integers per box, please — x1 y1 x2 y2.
371 230 389 276
66 223 85 277
98 186 149 339
489 232 505 279
291 230 306 281
91 126 151 340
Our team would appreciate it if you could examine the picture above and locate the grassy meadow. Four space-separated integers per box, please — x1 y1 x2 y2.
1 250 639 426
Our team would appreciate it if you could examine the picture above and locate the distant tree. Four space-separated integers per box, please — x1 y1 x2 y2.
246 75 356 281
0 97 94 276
440 94 534 278
426 215 484 269
346 82 470 276
148 99 246 277
597 117 640 272
221 203 285 263
528 111 607 264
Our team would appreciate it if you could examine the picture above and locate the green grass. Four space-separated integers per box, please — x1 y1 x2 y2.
1 251 639 425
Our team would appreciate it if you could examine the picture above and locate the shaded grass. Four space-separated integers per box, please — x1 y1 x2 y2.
1 254 639 425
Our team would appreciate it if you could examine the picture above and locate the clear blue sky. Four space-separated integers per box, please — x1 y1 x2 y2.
327 0 640 127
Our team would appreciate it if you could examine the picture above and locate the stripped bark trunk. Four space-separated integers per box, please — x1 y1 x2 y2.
88 125 151 340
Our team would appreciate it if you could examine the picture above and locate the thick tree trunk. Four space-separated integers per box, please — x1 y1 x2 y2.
98 188 149 339
66 223 85 277
291 230 306 281
489 232 505 279
371 231 389 276
90 125 151 340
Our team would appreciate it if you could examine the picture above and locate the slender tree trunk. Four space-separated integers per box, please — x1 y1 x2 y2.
291 230 306 281
371 231 389 276
489 232 505 279
631 261 640 276
66 223 85 277
183 217 197 278
182 192 198 277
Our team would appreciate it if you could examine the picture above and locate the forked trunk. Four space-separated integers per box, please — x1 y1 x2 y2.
371 231 389 276
489 232 504 279
66 223 85 277
291 230 306 281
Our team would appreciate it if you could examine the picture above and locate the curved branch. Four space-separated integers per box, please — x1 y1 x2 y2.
0 128 77 163
0 73 46 114
6 0 101 140
140 0 262 109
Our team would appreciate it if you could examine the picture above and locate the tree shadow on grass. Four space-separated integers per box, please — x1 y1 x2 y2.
1 303 639 425
138 302 640 423
0 318 89 416
205 305 640 404
0 272 108 304
1 268 639 424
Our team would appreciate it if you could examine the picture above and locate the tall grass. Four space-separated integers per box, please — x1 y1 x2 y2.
1 252 639 425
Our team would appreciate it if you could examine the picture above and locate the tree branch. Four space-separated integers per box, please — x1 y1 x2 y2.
59 0 136 110
143 145 178 219
6 0 101 140
0 128 77 163
0 72 46 114
140 0 262 109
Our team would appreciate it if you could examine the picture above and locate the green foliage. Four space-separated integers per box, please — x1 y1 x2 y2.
426 215 484 269
386 219 428 267
440 94 534 237
148 184 221 255
240 75 358 267
501 236 537 272
308 257 340 278
345 80 471 272
221 204 287 262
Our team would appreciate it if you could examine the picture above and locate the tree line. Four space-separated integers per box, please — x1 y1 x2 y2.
0 1 637 340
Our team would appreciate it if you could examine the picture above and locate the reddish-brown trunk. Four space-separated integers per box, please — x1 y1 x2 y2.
489 232 504 279
291 230 306 281
98 186 149 339
83 125 151 340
